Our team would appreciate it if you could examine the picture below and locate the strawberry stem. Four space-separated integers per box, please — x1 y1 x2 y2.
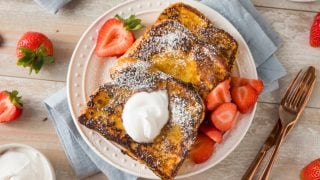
115 14 144 31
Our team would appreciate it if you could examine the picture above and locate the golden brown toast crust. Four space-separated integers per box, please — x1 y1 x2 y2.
79 62 205 179
111 3 238 98
158 2 238 69
113 19 231 98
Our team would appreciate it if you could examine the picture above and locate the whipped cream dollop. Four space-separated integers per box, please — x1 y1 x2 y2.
122 90 169 143
0 147 52 180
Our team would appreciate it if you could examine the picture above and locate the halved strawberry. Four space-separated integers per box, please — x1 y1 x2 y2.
211 102 238 131
301 158 320 180
199 123 223 143
231 77 264 94
0 90 23 123
189 133 215 164
206 79 231 111
94 15 143 57
310 12 320 47
231 85 258 114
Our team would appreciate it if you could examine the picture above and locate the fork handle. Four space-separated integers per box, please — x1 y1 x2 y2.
242 149 268 180
259 127 288 180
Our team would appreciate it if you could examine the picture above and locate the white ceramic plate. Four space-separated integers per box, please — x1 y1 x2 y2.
0 143 56 180
67 0 257 179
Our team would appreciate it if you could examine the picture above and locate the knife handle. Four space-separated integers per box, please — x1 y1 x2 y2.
242 120 282 180
259 126 288 180
242 149 268 180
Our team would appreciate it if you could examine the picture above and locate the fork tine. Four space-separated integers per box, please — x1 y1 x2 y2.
295 69 316 109
290 70 312 108
292 75 311 109
289 67 316 111
281 70 302 105
285 69 308 106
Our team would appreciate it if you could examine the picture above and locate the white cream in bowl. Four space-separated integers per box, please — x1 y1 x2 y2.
0 144 55 180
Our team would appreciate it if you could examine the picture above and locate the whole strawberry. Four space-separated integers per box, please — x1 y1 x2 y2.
0 90 23 123
16 32 54 74
301 158 320 180
310 13 320 47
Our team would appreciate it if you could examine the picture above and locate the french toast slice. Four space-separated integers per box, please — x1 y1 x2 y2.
112 19 231 98
157 2 238 69
79 62 205 179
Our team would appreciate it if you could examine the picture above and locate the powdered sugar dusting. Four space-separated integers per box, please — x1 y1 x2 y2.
130 20 195 62
171 96 191 126
112 61 168 90
170 95 203 137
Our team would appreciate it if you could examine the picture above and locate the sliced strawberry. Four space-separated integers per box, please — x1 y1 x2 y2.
94 18 134 57
211 103 238 131
0 90 23 123
94 15 143 57
310 12 320 47
199 123 223 143
231 85 258 114
206 79 231 110
231 77 264 94
189 133 215 164
301 158 320 180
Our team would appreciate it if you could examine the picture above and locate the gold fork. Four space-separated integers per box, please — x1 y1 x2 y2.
242 66 316 180
259 66 316 180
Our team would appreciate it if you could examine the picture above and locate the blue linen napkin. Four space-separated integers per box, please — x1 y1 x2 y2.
44 0 286 179
33 0 71 14
201 0 286 92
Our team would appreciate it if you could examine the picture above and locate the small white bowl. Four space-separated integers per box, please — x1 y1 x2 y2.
0 143 56 180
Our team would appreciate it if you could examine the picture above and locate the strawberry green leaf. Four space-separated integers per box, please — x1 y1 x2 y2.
129 24 143 31
17 44 54 74
19 48 33 56
5 90 23 108
115 14 144 31
115 14 125 22
31 57 44 74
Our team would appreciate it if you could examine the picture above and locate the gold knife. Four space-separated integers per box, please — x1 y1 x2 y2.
242 120 281 180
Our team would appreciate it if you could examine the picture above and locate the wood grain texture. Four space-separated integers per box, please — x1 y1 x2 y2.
0 0 126 82
0 77 73 179
256 8 320 108
0 1 319 180
253 0 320 12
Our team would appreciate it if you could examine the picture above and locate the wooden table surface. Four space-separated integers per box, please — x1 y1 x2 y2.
1 0 319 180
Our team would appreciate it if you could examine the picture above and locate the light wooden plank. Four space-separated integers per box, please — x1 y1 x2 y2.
253 0 320 12
0 76 74 179
256 8 320 108
84 173 107 180
0 0 126 82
